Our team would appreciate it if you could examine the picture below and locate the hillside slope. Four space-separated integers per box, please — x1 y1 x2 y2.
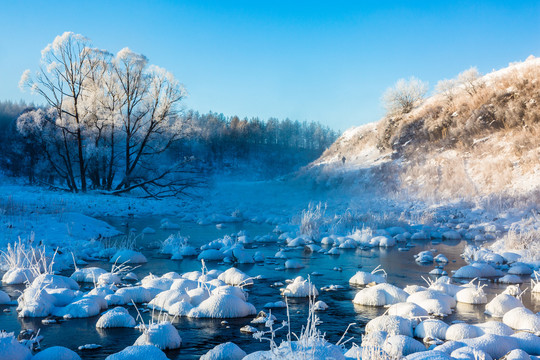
305 56 540 201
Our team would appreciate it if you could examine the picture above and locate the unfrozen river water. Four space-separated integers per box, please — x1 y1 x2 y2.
1 216 538 359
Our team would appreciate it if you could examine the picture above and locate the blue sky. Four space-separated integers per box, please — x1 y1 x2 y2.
1 1 539 131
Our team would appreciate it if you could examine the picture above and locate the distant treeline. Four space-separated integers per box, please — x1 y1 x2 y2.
177 110 339 176
0 101 338 183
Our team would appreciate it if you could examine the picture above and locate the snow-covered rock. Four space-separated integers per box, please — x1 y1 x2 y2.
217 268 253 286
281 276 318 298
349 271 386 286
147 289 190 312
383 335 426 357
32 346 81 360
168 300 194 316
387 302 429 319
414 319 449 340
134 322 182 350
0 332 32 360
200 342 247 360
96 307 136 328
445 323 482 341
407 290 455 316
105 345 168 360
353 283 408 306
485 294 524 317
188 294 256 318
71 267 108 283
455 286 487 304
450 346 492 360
115 286 153 304
365 315 414 337
313 300 329 311
502 307 540 333
110 250 147 264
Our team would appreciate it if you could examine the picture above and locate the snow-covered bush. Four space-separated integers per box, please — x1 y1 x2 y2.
299 202 327 241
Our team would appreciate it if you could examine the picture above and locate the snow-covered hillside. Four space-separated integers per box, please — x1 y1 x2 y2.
306 56 540 201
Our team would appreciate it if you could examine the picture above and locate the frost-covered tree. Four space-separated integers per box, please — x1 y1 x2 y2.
435 78 459 106
457 67 484 97
19 32 100 192
111 48 189 194
19 32 198 197
382 77 428 115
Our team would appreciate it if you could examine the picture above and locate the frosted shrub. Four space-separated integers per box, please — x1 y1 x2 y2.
1 236 58 284
502 224 540 260
300 202 327 241
382 77 428 115
248 287 355 360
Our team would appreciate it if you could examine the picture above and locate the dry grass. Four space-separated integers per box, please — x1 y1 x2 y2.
309 57 540 203
389 57 540 201
503 223 540 259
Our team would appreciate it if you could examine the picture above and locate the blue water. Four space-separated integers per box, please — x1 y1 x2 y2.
1 217 538 359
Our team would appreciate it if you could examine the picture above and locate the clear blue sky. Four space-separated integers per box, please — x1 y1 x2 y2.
1 1 539 131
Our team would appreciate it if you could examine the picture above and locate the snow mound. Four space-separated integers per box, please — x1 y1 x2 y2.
115 286 153 304
170 278 199 292
313 300 329 311
32 346 81 360
485 293 524 317
0 332 32 360
188 294 256 318
511 332 540 355
404 350 452 360
2 268 35 285
387 302 428 319
70 267 107 283
445 323 482 341
211 285 247 301
349 271 386 285
105 345 168 360
476 321 514 336
455 286 487 304
414 319 449 340
453 265 482 279
461 334 519 359
148 289 190 312
497 274 524 284
141 275 174 291
450 346 492 360
0 290 10 304
53 295 107 319
110 250 147 264
32 274 79 290
168 300 194 317
503 349 531 360
502 307 540 333
365 315 413 337
383 335 426 357
281 276 319 298
134 322 182 350
217 268 253 286
407 290 455 316
353 283 408 306
200 342 247 360
96 307 136 328
242 340 345 360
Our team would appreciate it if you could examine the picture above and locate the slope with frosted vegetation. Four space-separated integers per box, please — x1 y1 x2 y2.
306 56 540 201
